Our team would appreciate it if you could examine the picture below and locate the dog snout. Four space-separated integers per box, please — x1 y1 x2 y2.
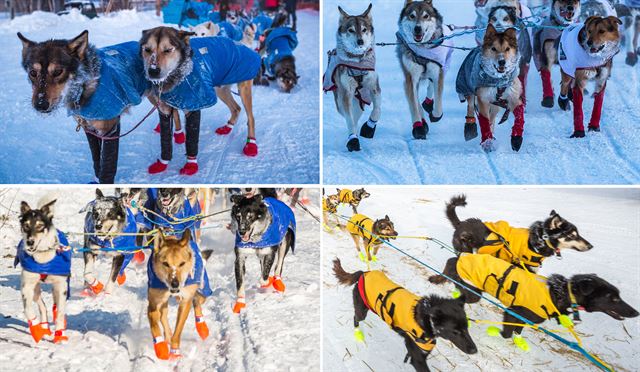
567 5 574 12
498 59 506 67
34 98 50 112
357 39 364 46
148 66 161 78
170 278 179 289
414 26 422 34
26 238 35 246
95 223 103 230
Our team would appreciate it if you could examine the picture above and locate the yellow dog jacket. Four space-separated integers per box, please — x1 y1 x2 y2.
339 189 355 204
347 214 380 244
456 254 560 320
358 271 436 352
322 197 336 213
478 221 545 269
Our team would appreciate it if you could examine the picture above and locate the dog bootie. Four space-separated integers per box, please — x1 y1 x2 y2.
273 275 285 292
233 297 246 314
412 121 427 140
346 135 360 152
260 276 274 288
153 336 170 360
133 250 145 264
53 329 68 344
86 279 104 295
195 315 209 340
558 314 574 329
486 326 501 337
359 119 377 139
243 138 258 157
179 158 199 176
513 335 530 351
215 122 234 135
148 159 169 174
570 130 585 138
174 130 185 144
464 116 478 141
511 136 523 152
40 322 52 337
28 319 47 343
626 51 638 66
422 97 434 114
481 138 496 153
358 252 366 262
451 288 462 299
370 255 378 262
354 327 365 342
169 348 182 360
153 123 161 134
117 272 126 285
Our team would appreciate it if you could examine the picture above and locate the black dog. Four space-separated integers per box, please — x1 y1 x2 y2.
445 195 593 272
333 258 477 372
430 254 638 349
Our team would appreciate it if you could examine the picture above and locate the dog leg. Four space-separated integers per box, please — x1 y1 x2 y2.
84 128 103 182
170 290 195 358
464 96 478 141
477 99 494 151
233 249 248 312
21 271 46 342
106 254 125 294
98 120 120 184
179 110 201 176
51 277 68 343
83 251 103 295
215 86 241 135
588 82 606 132
271 234 291 292
193 293 209 340
148 289 170 360
259 248 276 287
335 84 360 151
570 79 586 137
350 234 364 261
431 68 445 122
540 40 556 107
352 285 368 342
625 15 638 65
239 81 258 156
403 69 426 139
403 335 430 372
148 108 173 174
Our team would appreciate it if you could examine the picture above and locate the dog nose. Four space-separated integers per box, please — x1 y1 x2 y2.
95 223 103 230
357 39 364 46
148 67 161 78
567 5 574 11
34 99 49 111
498 59 506 67
414 26 422 34
587 39 593 47
26 239 34 246
170 278 179 288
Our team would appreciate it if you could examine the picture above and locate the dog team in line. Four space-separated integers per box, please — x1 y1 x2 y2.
324 0 639 153
17 9 299 183
324 190 639 371
15 188 296 361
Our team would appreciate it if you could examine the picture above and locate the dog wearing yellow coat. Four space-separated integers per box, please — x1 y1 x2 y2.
335 188 370 214
345 213 397 263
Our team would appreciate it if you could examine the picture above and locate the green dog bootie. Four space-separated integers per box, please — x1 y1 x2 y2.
558 314 574 328
486 326 501 337
358 252 366 262
451 288 462 299
513 335 530 351
354 328 365 342
371 255 378 262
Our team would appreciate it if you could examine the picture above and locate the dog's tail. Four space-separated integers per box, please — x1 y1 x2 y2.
333 258 362 286
446 195 467 227
201 249 214 261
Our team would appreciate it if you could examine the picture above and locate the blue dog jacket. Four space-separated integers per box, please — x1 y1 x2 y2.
158 37 260 111
143 189 202 240
253 14 273 39
235 197 296 249
147 239 212 297
68 41 149 121
84 207 138 276
15 230 71 276
263 27 298 77
218 21 244 41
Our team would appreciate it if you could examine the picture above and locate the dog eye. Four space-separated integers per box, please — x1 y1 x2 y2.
163 48 173 54
491 47 497 52
162 262 170 267
144 47 152 54
29 69 37 78
505 47 510 52
599 30 604 34
52 68 63 77
179 262 186 267
362 28 367 33
409 14 415 20
348 28 355 33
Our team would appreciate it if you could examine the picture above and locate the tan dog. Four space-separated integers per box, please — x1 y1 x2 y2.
147 229 211 360
557 16 621 138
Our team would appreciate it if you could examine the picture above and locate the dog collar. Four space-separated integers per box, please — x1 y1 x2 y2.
567 281 584 323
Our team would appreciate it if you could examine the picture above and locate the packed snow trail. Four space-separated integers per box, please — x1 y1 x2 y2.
0 188 320 371
0 9 319 184
323 188 639 371
322 0 640 184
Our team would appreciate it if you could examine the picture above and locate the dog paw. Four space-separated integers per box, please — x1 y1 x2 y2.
117 273 126 286
358 252 366 262
153 123 161 134
273 276 285 292
412 122 427 140
173 131 185 144
233 298 246 314
421 97 434 114
428 274 445 284
570 130 585 138
587 125 600 132
215 123 234 135
260 276 274 288
359 122 376 139
541 96 554 108
153 337 170 360
243 139 258 157
481 138 496 153
451 288 462 299
511 135 523 152
557 95 571 111
346 137 361 152
486 326 501 337
179 162 199 176
195 317 209 340
354 328 365 342
148 160 169 175
626 52 638 66
513 335 530 351
28 321 46 343
133 250 145 264
169 348 182 360
464 119 478 141
86 279 104 295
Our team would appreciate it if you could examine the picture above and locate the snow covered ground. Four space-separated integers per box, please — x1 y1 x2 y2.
323 187 640 371
0 9 319 184
322 1 640 184
0 188 320 371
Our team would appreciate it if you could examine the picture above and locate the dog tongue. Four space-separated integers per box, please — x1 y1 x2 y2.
242 231 251 241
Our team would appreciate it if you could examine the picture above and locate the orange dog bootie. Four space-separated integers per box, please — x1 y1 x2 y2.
273 276 285 293
117 272 126 285
153 336 170 360
233 297 246 314
132 250 145 264
53 329 68 344
28 319 46 343
195 315 209 340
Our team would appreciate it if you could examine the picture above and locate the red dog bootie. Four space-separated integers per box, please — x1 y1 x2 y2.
179 157 198 176
243 138 258 157
133 250 145 264
153 123 161 133
195 315 209 340
52 304 67 330
153 336 170 360
174 129 185 144
233 297 246 314
148 159 169 174
215 121 234 135
272 276 285 293
53 329 68 344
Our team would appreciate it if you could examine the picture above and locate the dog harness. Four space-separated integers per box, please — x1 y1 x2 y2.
146 198 202 240
346 214 380 245
396 30 454 73
455 47 519 105
478 221 545 269
456 253 561 320
235 197 296 249
532 18 565 71
84 207 138 276
358 271 436 352
558 23 619 78
323 48 376 110
68 41 149 120
263 27 298 77
157 37 260 111
147 239 212 297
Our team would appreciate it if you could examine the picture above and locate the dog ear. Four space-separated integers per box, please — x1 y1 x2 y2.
584 16 599 30
549 214 562 229
607 15 622 26
550 209 558 217
68 30 89 60
385 214 390 220
504 26 517 40
154 230 165 252
17 32 35 50
20 201 31 216
338 6 349 19
575 277 596 297
485 23 497 38
361 3 373 18
254 194 264 203
180 229 191 246
178 30 196 43
230 194 244 205
95 188 104 199
404 0 414 6
40 199 57 220
79 201 93 214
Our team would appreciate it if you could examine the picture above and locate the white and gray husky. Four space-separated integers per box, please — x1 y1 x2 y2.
323 3 382 152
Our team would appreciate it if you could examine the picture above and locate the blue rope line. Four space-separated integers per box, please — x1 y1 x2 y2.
333 213 612 372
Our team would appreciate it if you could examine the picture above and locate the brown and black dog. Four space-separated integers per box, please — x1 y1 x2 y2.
147 229 211 360
557 16 622 138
